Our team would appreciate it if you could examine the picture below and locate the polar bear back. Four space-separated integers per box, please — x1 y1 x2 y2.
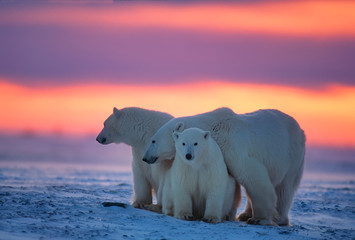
212 109 305 186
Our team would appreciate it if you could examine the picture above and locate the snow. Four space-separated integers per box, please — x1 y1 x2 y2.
0 134 354 240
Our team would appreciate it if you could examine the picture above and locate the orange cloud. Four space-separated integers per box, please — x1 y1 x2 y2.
1 1 354 37
1 80 354 148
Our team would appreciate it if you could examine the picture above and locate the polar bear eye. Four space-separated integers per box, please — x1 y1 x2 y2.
182 142 185 146
194 142 198 146
152 140 156 144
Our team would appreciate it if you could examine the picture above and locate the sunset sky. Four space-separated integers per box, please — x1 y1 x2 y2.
0 0 354 148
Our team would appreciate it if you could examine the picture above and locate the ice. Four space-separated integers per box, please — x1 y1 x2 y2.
0 134 354 239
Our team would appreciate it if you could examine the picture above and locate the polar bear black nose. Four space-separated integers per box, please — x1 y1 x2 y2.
185 153 192 160
96 137 106 144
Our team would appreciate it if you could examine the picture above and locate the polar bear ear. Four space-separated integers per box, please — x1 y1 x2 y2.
113 107 120 119
204 131 210 140
173 132 180 142
174 122 184 133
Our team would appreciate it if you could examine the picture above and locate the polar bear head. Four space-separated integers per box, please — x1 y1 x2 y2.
96 108 121 145
173 128 211 168
142 120 185 164
96 107 137 145
97 107 173 146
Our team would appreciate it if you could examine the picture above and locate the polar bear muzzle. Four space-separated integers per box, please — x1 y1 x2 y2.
96 136 107 144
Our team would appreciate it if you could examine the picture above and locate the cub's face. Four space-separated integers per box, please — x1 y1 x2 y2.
173 128 210 167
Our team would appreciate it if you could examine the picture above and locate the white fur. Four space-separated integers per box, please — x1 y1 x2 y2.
143 108 305 226
143 108 236 163
96 107 173 208
164 128 237 223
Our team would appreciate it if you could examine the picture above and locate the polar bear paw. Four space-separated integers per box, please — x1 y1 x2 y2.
237 212 252 222
162 207 174 216
275 217 290 226
176 213 194 221
247 218 278 226
143 204 162 213
132 201 150 209
203 216 222 224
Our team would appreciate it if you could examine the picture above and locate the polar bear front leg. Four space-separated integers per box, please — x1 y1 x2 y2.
203 194 224 223
242 159 278 226
162 179 174 216
162 198 174 216
132 163 152 208
174 191 194 221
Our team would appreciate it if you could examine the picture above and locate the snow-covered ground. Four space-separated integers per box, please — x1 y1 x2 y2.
0 134 354 239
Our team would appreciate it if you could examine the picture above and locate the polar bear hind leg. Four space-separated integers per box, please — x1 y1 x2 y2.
237 193 253 222
242 158 278 226
276 128 305 226
275 161 304 226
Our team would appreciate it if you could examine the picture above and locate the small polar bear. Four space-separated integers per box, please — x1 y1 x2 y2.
96 107 173 208
143 108 305 226
164 127 238 223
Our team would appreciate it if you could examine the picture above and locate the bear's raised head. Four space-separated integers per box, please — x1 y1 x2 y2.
173 128 211 168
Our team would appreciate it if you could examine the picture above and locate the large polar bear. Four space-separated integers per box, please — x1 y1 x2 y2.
96 107 173 208
143 108 305 226
162 128 238 223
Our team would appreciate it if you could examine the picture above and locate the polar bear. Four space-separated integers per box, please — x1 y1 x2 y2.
142 108 305 226
96 107 173 208
166 128 238 223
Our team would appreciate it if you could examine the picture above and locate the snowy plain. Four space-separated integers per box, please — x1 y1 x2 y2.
0 134 354 240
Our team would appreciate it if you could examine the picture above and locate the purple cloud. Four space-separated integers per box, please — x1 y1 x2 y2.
0 5 354 89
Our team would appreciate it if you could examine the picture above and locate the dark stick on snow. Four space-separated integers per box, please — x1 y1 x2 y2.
102 202 127 208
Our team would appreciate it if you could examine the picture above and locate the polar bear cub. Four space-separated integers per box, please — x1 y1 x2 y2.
169 127 236 223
